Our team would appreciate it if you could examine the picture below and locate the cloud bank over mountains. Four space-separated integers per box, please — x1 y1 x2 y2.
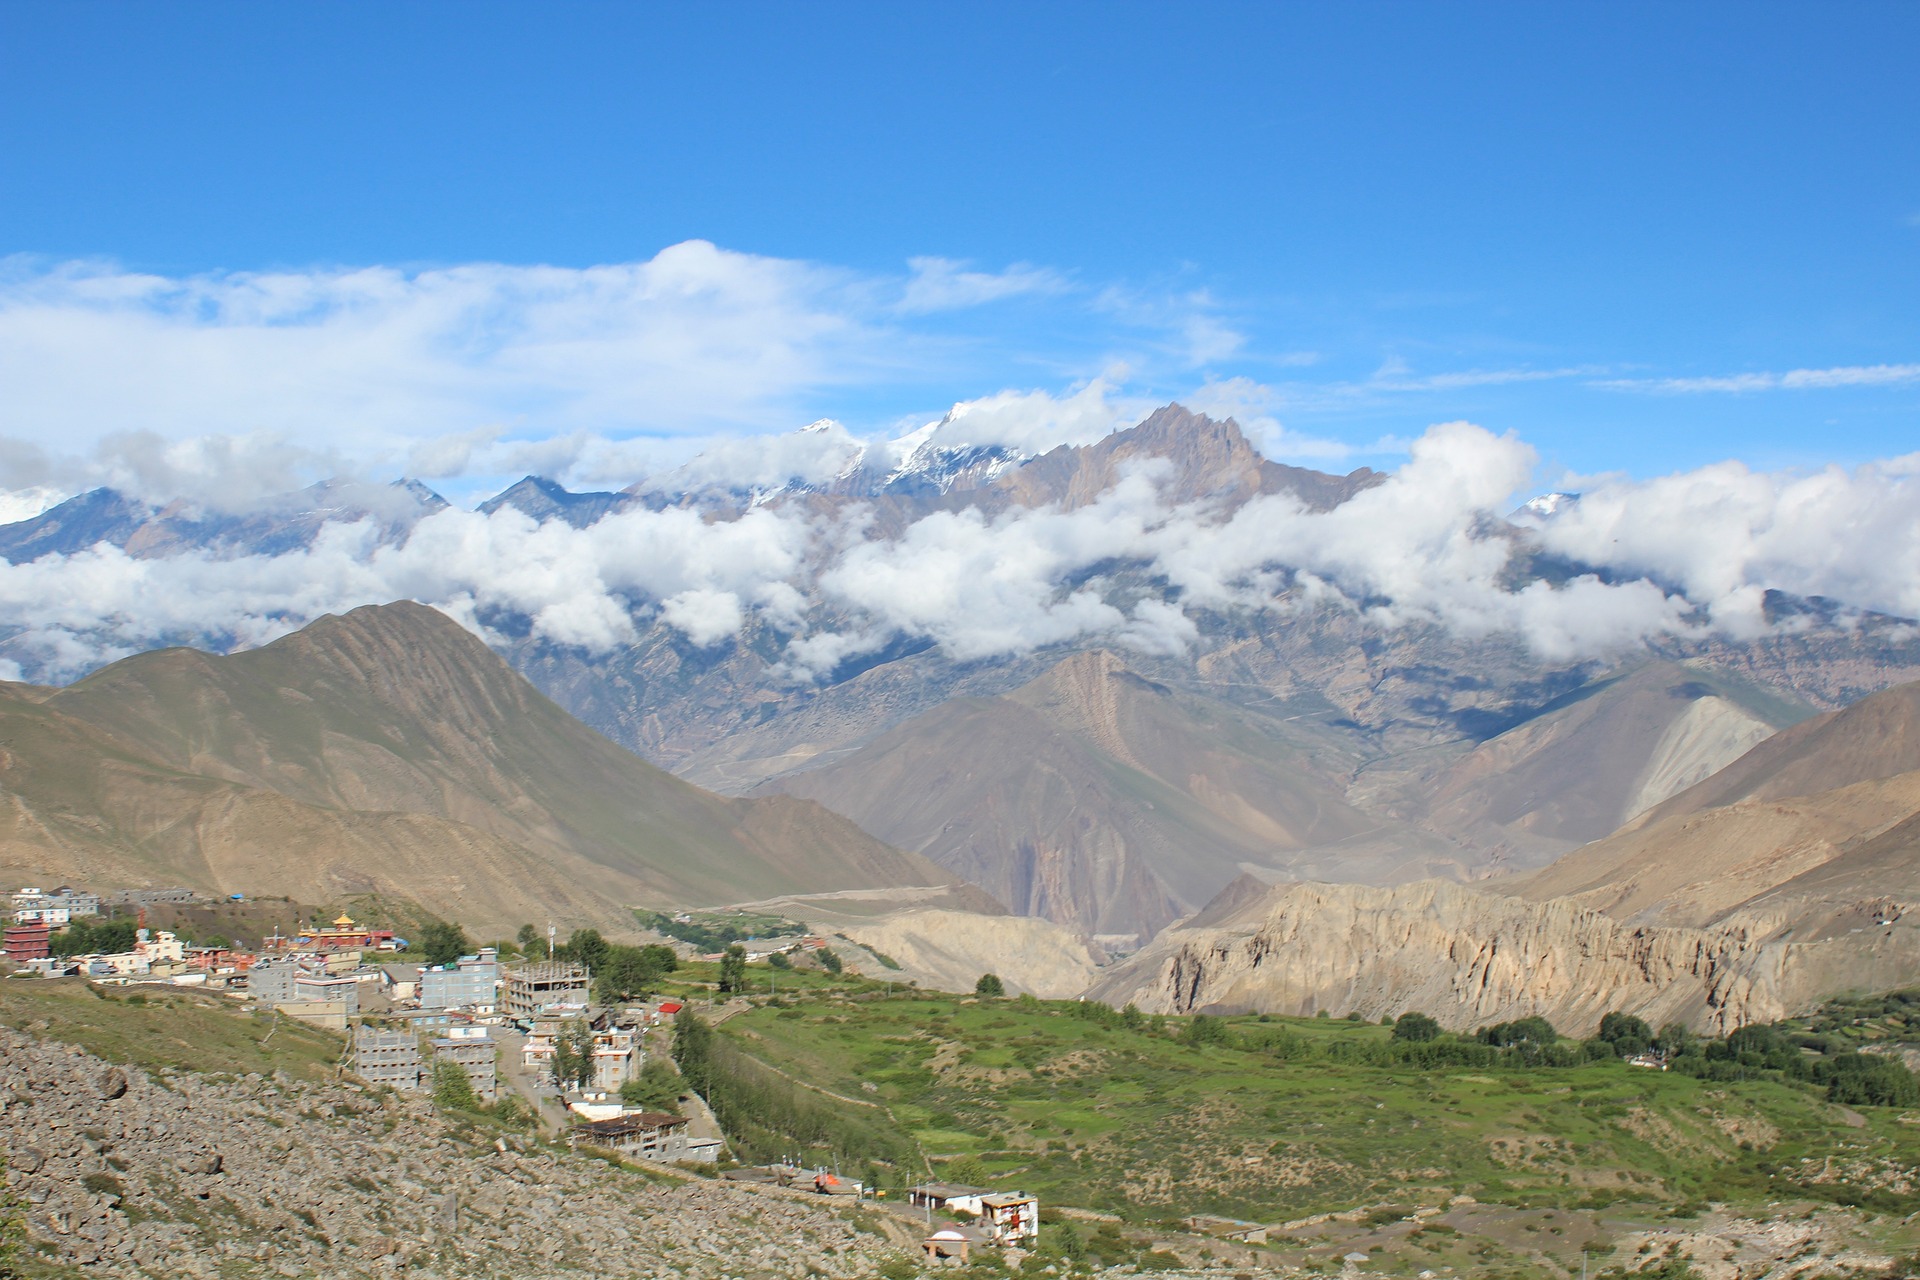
1 411 1917 686
1 242 1915 685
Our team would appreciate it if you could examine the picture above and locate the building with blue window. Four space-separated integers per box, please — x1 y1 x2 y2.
419 947 500 1012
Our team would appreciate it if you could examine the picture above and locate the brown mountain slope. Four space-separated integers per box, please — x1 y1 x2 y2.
1512 680 1920 928
1632 681 1920 823
762 650 1460 940
1093 680 1920 1032
1401 663 1802 859
0 602 950 934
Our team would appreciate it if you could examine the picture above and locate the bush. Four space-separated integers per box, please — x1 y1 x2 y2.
418 920 471 967
431 1059 478 1112
1392 1012 1442 1042
975 973 1006 997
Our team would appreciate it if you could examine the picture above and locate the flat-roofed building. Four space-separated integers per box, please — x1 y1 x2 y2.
505 961 590 1021
4 921 52 962
352 1027 426 1091
419 948 499 1012
430 1026 497 1101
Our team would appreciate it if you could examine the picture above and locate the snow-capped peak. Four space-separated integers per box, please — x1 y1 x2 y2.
1512 491 1580 524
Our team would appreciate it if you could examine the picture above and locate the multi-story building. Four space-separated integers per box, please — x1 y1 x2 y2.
248 957 361 1014
430 1027 497 1101
99 888 195 908
352 1027 426 1092
592 1027 641 1090
3 921 52 962
504 961 591 1021
418 948 499 1012
9 886 101 924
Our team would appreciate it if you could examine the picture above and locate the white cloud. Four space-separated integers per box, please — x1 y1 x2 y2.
0 244 889 473
2 403 1918 686
897 258 1065 314
1597 363 1920 394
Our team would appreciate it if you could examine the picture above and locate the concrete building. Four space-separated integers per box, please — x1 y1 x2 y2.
248 957 360 1014
100 888 195 908
377 963 423 1001
504 961 590 1021
978 1194 1039 1245
10 887 101 924
907 1183 991 1215
430 1026 497 1101
419 948 499 1012
591 1027 641 1091
352 1027 426 1092
570 1112 704 1162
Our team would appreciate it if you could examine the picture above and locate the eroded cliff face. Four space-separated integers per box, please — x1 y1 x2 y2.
1086 878 1920 1036
839 908 1104 999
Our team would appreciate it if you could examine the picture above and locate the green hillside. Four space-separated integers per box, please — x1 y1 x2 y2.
710 988 1920 1226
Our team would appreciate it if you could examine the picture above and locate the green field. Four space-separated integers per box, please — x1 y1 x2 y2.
709 991 1920 1226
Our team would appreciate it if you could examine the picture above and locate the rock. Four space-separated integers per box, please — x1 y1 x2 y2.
8 1145 46 1173
96 1067 129 1099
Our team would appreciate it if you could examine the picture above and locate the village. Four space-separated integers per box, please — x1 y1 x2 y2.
4 885 1050 1267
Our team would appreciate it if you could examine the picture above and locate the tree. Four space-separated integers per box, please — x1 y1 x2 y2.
595 942 680 1003
550 1019 594 1092
1657 1022 1696 1056
418 920 471 967
431 1059 477 1112
767 950 791 970
516 922 540 952
975 972 1005 997
718 944 748 994
1392 1012 1443 1042
564 927 609 974
619 1058 685 1114
815 946 843 974
1598 1011 1655 1054
672 1007 715 1099
49 918 137 957
1180 1014 1229 1046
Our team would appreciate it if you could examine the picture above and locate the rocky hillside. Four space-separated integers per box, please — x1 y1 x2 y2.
0 602 952 935
0 1022 906 1279
1091 680 1920 1034
1085 875 1920 1036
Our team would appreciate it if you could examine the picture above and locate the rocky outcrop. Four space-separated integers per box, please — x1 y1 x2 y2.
1086 877 1920 1036
0 1025 905 1278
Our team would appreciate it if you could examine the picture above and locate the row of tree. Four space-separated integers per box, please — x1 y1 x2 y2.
670 1008 920 1171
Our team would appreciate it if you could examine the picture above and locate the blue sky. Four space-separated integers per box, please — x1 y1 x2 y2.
0 1 1916 501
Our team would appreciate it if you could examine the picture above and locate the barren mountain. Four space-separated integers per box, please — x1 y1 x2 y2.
0 602 950 934
763 650 1466 939
1092 679 1920 1033
0 478 446 564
